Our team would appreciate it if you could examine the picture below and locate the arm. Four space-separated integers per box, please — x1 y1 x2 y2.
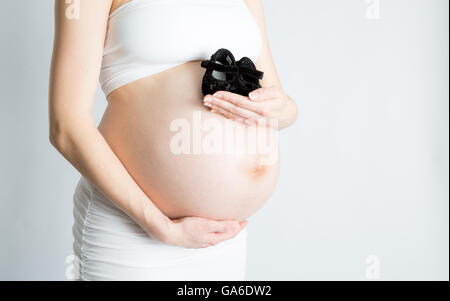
202 0 298 130
49 0 171 242
49 0 245 248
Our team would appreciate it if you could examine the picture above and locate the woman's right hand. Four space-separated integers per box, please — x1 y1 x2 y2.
162 217 248 248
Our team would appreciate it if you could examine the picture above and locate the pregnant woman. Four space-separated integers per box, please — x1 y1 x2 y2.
49 0 297 281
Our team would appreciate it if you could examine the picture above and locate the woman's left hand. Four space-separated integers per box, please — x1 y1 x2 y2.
203 86 288 129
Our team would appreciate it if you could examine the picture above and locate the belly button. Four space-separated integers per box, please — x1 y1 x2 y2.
249 163 268 180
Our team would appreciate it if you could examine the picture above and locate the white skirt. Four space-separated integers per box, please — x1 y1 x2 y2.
72 177 248 281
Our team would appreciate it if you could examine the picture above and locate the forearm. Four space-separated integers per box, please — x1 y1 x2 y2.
50 120 171 240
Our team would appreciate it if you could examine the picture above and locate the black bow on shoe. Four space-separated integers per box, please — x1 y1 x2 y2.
201 48 264 97
236 57 264 96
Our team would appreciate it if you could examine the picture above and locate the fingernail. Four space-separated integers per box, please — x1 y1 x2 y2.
240 221 248 229
204 102 212 108
234 222 240 231
213 92 223 99
249 91 260 101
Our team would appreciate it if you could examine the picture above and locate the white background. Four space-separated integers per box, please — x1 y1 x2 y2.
0 0 448 280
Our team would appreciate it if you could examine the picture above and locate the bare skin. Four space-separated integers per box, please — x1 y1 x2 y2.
49 0 298 249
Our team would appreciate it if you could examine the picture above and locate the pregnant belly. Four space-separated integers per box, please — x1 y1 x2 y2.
98 62 280 221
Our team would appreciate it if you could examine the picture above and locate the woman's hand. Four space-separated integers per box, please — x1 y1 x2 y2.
163 217 248 248
203 86 293 129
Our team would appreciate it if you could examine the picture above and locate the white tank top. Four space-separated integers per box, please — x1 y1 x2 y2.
100 0 263 96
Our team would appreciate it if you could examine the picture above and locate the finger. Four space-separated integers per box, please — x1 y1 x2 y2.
212 91 260 112
208 92 283 117
209 104 257 126
206 220 240 233
208 232 237 246
210 104 258 126
203 98 257 125
207 102 239 120
238 220 248 231
211 99 279 121
208 221 248 246
204 96 261 120
249 86 283 102
207 229 240 246
205 103 245 123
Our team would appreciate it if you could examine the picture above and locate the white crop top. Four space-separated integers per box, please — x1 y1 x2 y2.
100 0 263 96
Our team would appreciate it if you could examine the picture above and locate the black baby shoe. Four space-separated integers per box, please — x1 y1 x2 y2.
201 48 239 96
236 57 264 96
201 48 264 97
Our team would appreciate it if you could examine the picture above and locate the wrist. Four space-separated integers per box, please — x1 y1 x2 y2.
159 217 176 244
139 202 175 243
159 218 179 245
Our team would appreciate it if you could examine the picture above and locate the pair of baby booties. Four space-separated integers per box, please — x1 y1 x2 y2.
201 48 264 97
